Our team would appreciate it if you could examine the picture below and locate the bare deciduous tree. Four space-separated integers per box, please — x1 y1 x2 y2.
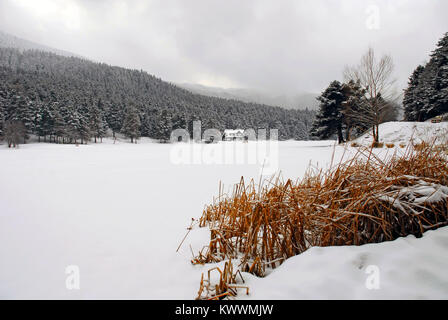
4 120 26 148
344 48 398 143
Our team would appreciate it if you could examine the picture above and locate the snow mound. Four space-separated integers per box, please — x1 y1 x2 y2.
243 227 448 299
355 121 448 146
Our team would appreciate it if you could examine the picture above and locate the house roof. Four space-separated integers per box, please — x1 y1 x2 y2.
223 129 244 135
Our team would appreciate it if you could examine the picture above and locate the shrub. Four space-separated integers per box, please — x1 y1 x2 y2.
386 143 395 148
414 141 429 151
371 141 384 148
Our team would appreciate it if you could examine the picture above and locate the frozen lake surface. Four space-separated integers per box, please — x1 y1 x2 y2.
0 139 447 299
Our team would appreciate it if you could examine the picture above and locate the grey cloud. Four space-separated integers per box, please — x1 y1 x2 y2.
0 0 447 94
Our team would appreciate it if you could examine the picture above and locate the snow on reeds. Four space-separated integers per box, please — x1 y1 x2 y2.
191 143 448 299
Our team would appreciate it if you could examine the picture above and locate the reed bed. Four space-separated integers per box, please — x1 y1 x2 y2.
191 143 448 299
195 259 249 300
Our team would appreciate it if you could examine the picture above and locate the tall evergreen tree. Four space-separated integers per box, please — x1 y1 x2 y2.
426 32 448 118
0 102 4 138
35 103 52 142
78 112 92 144
90 99 108 143
52 109 66 143
155 109 172 142
311 81 346 144
77 100 92 144
171 112 187 130
0 91 5 138
341 80 368 141
121 106 141 143
404 32 448 121
105 102 123 139
403 65 426 121
8 94 34 143
66 109 81 144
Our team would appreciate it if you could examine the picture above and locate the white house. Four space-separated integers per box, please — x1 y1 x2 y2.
223 129 245 141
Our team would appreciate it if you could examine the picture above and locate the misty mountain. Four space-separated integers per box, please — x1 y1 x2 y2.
0 30 81 58
178 83 319 110
0 32 316 142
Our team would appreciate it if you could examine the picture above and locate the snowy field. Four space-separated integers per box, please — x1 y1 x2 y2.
0 137 447 299
355 121 448 146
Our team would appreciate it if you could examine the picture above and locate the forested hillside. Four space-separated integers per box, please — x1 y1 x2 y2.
0 47 315 145
404 32 448 121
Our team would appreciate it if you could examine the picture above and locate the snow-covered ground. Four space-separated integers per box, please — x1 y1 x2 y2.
355 121 448 146
0 138 447 299
243 227 448 299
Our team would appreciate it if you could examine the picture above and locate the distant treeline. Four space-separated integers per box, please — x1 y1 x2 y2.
0 48 315 146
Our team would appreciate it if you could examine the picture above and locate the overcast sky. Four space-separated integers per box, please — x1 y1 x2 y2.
0 0 447 94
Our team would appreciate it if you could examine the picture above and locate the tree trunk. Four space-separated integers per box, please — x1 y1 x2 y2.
345 126 351 142
337 126 344 144
371 124 379 143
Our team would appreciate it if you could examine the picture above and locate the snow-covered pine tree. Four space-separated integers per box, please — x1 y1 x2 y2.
427 32 448 118
156 109 173 143
77 100 92 144
140 107 159 138
78 112 91 144
310 81 346 144
35 102 53 142
105 102 123 139
0 92 5 139
121 105 141 143
341 80 368 141
288 119 307 140
404 32 448 121
52 108 67 144
66 109 81 144
273 119 287 140
403 65 426 121
171 112 187 131
8 94 34 143
57 103 71 143
0 106 4 139
89 99 108 143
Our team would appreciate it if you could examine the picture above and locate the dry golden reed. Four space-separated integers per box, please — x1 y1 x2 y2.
192 143 448 299
195 259 249 300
